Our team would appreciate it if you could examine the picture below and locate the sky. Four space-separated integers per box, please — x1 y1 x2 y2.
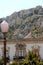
0 0 43 18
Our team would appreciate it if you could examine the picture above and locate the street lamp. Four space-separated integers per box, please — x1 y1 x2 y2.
0 20 9 65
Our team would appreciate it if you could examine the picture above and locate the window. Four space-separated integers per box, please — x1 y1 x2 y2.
1 47 10 58
6 50 9 57
18 50 23 57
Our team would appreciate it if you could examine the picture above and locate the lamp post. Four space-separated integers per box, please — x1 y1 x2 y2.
1 20 9 65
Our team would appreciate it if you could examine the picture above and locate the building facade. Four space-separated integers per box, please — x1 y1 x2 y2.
0 39 43 60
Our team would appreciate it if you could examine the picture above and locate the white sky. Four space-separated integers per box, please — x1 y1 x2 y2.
0 0 43 18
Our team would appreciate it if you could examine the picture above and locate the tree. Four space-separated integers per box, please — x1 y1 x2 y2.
21 50 43 65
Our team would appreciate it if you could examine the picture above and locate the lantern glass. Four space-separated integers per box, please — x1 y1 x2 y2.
1 20 9 33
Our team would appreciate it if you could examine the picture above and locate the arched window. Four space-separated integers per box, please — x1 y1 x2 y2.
32 45 40 56
18 50 23 56
15 44 26 57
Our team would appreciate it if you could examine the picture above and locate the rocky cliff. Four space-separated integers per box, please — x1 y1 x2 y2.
0 5 43 39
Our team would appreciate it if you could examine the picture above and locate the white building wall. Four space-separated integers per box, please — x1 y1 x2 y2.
0 43 16 60
7 44 16 60
0 42 43 60
0 44 3 59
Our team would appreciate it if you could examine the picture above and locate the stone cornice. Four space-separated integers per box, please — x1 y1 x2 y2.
0 38 43 44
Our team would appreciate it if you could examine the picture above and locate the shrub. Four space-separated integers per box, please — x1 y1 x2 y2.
9 61 19 65
0 59 3 65
9 50 43 65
